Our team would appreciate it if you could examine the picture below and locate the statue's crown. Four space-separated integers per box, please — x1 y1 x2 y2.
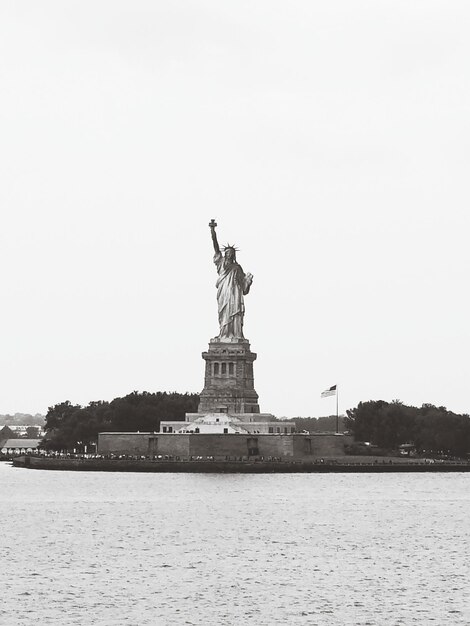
222 243 239 252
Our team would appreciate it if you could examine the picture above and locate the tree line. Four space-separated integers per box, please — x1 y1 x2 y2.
345 400 470 457
41 392 470 457
42 391 199 450
292 415 345 433
0 413 45 427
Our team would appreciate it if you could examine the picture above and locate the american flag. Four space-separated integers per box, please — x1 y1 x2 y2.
321 385 337 398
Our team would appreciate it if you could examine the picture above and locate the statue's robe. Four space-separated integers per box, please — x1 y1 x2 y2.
214 251 251 340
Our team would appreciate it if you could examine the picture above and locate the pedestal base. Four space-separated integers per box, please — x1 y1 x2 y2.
198 339 260 414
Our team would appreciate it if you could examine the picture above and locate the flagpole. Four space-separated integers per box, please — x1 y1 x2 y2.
336 385 339 434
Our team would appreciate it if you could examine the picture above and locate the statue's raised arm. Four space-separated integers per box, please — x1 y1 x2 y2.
209 219 220 255
209 219 253 342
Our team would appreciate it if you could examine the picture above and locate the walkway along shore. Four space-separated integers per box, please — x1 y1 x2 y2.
11 455 470 473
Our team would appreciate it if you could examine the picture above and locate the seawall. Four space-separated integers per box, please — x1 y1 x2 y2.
12 456 470 473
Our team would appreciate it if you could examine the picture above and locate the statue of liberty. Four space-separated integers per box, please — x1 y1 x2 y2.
209 220 253 341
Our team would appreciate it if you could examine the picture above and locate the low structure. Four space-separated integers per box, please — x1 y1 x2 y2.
0 439 41 455
160 412 294 435
98 432 352 460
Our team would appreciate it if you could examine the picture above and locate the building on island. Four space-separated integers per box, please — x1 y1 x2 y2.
0 439 41 455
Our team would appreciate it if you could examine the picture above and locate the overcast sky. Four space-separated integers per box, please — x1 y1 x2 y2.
1 1 469 417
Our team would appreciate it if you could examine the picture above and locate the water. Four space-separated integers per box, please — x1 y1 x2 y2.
1 463 469 625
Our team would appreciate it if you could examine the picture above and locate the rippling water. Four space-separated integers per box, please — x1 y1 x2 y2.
1 463 469 625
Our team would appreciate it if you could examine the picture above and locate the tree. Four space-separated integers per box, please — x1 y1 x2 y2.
41 391 199 451
0 425 16 440
44 401 81 431
293 415 346 433
345 400 388 443
345 399 470 457
25 426 40 438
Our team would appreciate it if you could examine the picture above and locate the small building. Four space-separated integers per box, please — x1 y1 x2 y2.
0 439 42 455
399 443 417 456
160 412 295 435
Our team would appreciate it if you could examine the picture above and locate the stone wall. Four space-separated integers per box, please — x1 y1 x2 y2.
98 432 353 460
199 340 260 414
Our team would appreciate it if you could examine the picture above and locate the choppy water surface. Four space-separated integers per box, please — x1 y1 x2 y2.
1 464 469 625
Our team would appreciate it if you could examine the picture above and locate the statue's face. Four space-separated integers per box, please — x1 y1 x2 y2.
225 248 235 262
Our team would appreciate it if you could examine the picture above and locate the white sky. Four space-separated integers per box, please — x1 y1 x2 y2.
1 1 469 417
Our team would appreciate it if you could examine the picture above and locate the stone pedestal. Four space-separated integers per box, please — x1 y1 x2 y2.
198 338 260 414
